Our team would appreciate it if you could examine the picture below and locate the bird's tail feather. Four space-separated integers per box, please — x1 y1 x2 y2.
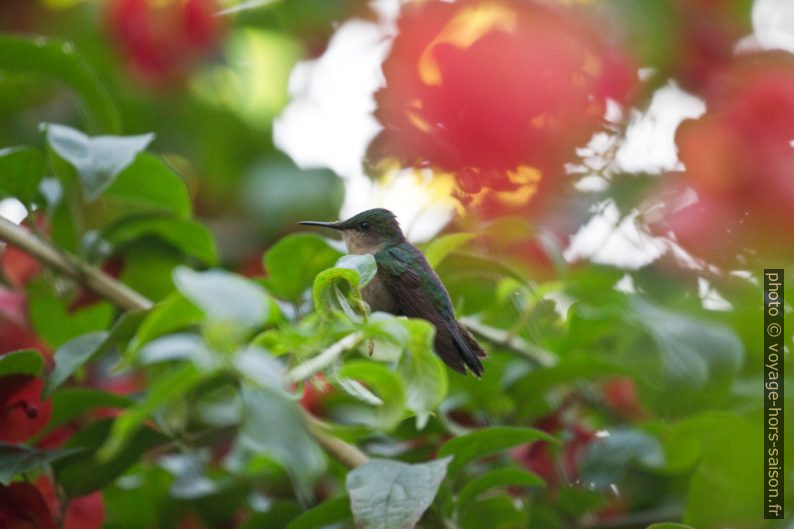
449 321 485 378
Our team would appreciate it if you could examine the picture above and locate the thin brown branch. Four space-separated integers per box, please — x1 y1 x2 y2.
0 213 369 469
0 215 152 311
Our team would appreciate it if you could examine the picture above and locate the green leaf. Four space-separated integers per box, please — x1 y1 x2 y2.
103 153 191 217
136 333 214 367
27 279 114 348
629 298 743 411
346 457 451 529
49 388 132 429
44 123 154 201
457 467 544 507
579 427 664 490
398 319 447 429
128 292 204 354
44 331 107 397
98 364 206 461
0 35 120 133
0 349 43 377
104 216 217 264
239 385 326 501
459 494 528 529
54 419 168 497
264 233 342 301
313 254 376 315
286 496 352 529
663 412 762 529
44 311 146 397
335 254 377 286
439 426 556 476
0 147 45 204
338 361 406 431
0 443 79 485
422 232 477 268
240 500 302 529
173 267 269 328
118 241 182 301
647 525 696 529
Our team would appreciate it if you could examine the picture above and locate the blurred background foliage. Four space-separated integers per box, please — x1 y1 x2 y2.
0 0 792 528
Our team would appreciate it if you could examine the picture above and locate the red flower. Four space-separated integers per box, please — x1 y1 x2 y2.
602 377 645 421
663 52 794 263
1 244 41 288
0 375 52 443
0 481 56 529
370 0 635 208
105 0 223 86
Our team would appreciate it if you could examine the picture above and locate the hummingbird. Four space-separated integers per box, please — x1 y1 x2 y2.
299 208 485 377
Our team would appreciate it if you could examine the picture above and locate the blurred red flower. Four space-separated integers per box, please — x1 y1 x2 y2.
0 482 56 529
105 0 223 85
672 0 749 92
370 0 635 207
664 52 794 263
0 375 52 443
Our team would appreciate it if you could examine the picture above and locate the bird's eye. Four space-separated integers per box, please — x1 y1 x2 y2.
360 221 371 231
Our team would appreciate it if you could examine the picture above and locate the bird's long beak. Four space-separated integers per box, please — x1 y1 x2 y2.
298 220 344 230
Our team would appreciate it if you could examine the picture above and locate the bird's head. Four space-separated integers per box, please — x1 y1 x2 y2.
299 208 405 254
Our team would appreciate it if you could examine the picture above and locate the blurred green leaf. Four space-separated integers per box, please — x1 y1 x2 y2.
457 467 544 508
239 159 344 239
103 153 191 218
27 279 114 348
239 500 302 529
629 298 743 412
45 310 145 396
285 496 352 529
579 427 664 490
104 216 218 264
43 123 154 201
459 494 528 529
647 524 696 529
422 232 476 268
0 35 120 132
0 443 79 485
239 385 326 501
173 267 269 328
346 457 451 529
49 388 132 429
439 426 555 476
128 292 204 354
44 330 107 397
98 364 206 461
54 419 168 497
136 333 213 367
338 361 406 431
0 349 43 377
398 319 447 429
119 241 183 301
0 147 45 204
264 233 342 301
663 412 762 529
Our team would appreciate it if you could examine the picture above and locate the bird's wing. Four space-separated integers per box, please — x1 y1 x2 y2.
376 245 484 376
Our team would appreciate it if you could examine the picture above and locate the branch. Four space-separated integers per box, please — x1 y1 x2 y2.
286 331 364 384
0 215 152 311
0 214 370 469
459 316 557 367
